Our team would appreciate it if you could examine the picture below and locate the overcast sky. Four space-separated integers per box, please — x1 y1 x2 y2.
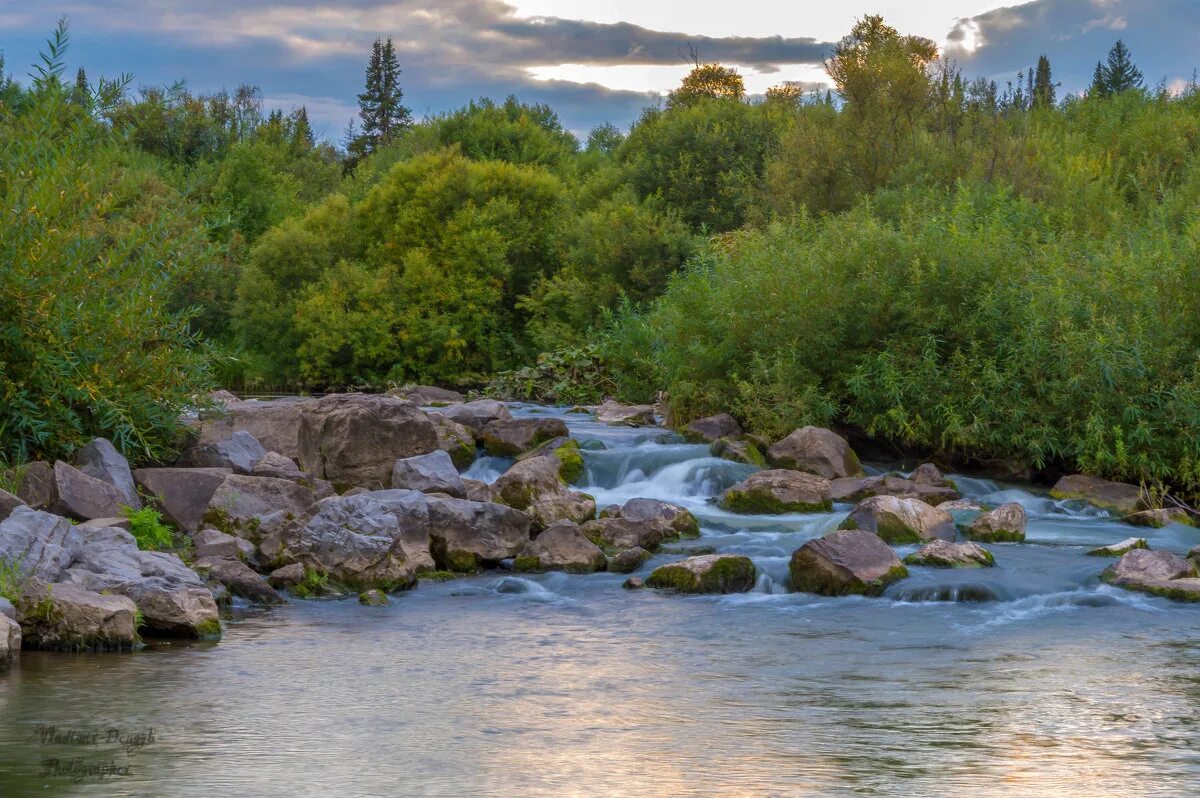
2 1 1197 139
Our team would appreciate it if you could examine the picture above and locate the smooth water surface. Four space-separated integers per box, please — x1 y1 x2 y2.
2 405 1198 796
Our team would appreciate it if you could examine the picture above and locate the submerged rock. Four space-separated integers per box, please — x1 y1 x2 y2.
1102 549 1200 602
16 580 138 652
514 520 606 574
788 529 908 596
75 438 140 508
720 470 833 514
608 546 652 574
646 554 756 594
964 502 1027 543
839 495 956 544
1050 474 1144 514
595 400 656 427
391 450 467 498
1087 537 1149 557
194 556 284 605
623 576 645 589
480 417 569 456
766 426 863 479
359 588 390 606
683 413 742 443
903 540 995 568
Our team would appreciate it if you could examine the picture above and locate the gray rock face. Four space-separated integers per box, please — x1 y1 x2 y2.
767 426 863 479
430 414 477 469
480 417 570 456
268 562 305 588
514 520 606 573
134 467 231 532
903 540 995 568
0 506 78 582
0 613 19 669
298 393 439 489
205 474 315 543
48 461 127 521
1050 474 1145 514
251 451 306 480
608 546 652 574
0 489 27 523
1087 537 1149 557
75 438 140 508
430 399 512 432
276 494 417 591
178 430 267 474
789 529 908 596
608 498 700 539
492 455 590 527
965 502 1027 543
193 528 244 560
580 517 671 551
391 450 466 498
424 495 532 572
10 461 55 509
390 385 466 405
720 470 833 514
195 556 284 605
646 554 757 594
462 479 496 503
683 413 742 443
198 396 312 459
1102 549 1200 602
839 495 956 544
595 400 656 427
829 475 960 505
16 580 138 651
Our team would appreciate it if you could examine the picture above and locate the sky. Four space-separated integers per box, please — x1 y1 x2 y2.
1 1 1197 140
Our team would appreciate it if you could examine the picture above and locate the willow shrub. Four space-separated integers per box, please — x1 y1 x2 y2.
610 184 1200 491
0 89 215 463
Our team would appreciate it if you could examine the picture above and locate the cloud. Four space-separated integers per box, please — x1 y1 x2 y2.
947 0 1200 95
0 1 834 135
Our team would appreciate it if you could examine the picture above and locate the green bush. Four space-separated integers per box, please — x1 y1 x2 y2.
122 506 175 551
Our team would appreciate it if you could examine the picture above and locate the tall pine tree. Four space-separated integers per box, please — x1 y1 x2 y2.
1091 40 1144 97
357 37 411 155
1032 55 1056 108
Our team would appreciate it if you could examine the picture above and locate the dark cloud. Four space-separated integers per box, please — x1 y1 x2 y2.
0 1 831 137
948 0 1200 94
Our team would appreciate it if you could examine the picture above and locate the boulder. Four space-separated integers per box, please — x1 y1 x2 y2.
608 546 652 574
493 456 568 510
938 499 985 512
646 554 756 594
429 414 477 469
1050 475 1145 514
1088 537 1150 557
251 451 306 481
766 426 863 479
965 502 1027 543
611 498 700 539
720 470 832 514
75 438 140 507
0 614 19 669
48 461 127 521
462 479 497 504
788 529 908 596
430 399 512 432
177 430 267 475
16 580 138 651
193 528 244 561
683 414 742 443
269 562 306 588
350 490 436 572
194 556 284 605
1102 549 1200 602
516 438 585 484
298 393 439 489
595 400 656 427
423 495 533 572
359 588 390 606
0 597 14 621
204 474 315 543
391 450 466 498
839 495 956 544
909 463 952 487
1125 508 1194 529
514 520 606 573
0 489 26 523
9 461 55 509
389 385 465 405
581 517 673 551
208 389 241 407
711 438 765 467
829 475 960 506
903 540 995 568
0 506 78 582
198 397 311 459
133 467 231 532
527 491 596 529
480 417 570 456
623 576 645 589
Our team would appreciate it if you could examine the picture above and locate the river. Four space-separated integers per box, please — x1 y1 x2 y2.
1 404 1198 796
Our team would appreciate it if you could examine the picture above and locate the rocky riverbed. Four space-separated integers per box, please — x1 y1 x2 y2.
1 393 1199 795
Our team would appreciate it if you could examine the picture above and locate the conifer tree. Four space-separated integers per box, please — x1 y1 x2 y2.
357 37 411 154
1032 55 1056 108
1103 40 1144 94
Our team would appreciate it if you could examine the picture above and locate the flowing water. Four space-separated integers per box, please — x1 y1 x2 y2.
2 405 1199 796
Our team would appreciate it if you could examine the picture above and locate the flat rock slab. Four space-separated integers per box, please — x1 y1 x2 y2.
1088 537 1149 557
904 540 995 568
1051 474 1144 514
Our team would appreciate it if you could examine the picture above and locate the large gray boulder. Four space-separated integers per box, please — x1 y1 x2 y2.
1124 508 1194 528
595 400 656 427
178 430 267 474
514 520 606 573
964 502 1027 543
0 506 78 582
134 467 231 532
16 580 138 652
423 495 533 572
479 417 569 456
48 461 127 521
430 414 477 469
430 399 512 432
604 498 699 539
75 438 140 508
580 517 670 551
204 474 315 543
197 396 311 459
251 451 306 481
646 554 756 594
0 614 19 669
493 456 594 528
766 426 863 479
1102 549 1200 602
720 470 832 514
788 529 908 596
839 495 956 544
391 450 466 498
298 393 440 489
194 556 285 605
1050 474 1145 514
903 540 995 568
683 413 742 443
193 528 247 561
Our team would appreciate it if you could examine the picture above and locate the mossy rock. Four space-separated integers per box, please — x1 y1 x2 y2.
419 570 461 582
721 489 830 515
512 555 542 573
553 441 585 484
645 554 756 594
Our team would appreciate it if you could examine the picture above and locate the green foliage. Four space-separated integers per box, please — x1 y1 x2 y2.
291 567 329 599
122 506 175 551
488 344 618 405
0 556 27 603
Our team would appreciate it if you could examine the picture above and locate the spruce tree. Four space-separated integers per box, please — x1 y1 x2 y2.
357 37 411 154
1103 40 1144 93
291 106 314 151
72 67 87 106
1090 61 1109 97
1033 55 1056 108
358 39 383 147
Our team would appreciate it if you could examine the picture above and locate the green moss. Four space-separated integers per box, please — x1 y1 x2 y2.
419 570 461 582
1087 539 1149 557
290 566 329 599
967 528 1025 543
194 617 222 639
553 441 585 484
444 549 480 573
645 564 698 592
647 556 755 594
512 555 542 573
721 489 831 515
